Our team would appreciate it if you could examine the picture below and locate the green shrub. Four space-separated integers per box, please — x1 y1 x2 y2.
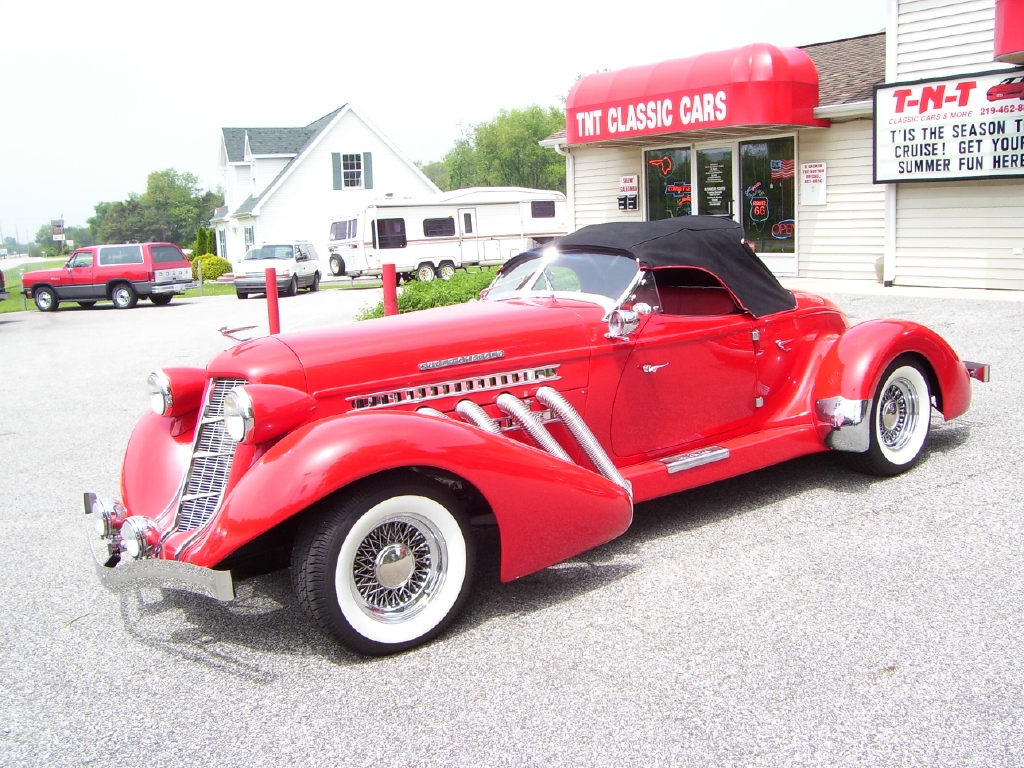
193 254 232 282
357 267 497 320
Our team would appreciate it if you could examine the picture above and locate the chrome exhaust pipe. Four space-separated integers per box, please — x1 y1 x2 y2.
495 393 572 462
455 400 501 434
535 386 631 498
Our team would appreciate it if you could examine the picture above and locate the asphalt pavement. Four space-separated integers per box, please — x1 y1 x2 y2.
0 285 1020 767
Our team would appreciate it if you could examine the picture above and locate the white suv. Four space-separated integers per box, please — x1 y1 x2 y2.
234 241 321 300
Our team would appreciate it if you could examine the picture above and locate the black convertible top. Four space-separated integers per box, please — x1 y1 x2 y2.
555 217 796 318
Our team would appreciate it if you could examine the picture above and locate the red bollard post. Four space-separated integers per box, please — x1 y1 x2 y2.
382 263 398 317
265 267 281 334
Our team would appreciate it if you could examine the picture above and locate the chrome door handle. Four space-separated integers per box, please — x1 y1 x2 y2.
642 363 669 373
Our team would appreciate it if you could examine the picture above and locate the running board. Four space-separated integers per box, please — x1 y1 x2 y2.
660 446 729 474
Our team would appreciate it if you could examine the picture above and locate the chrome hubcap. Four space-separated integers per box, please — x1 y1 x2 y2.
38 293 52 309
878 377 919 450
351 516 444 622
374 543 415 588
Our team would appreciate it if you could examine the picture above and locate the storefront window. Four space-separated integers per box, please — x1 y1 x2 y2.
644 148 691 220
739 137 795 254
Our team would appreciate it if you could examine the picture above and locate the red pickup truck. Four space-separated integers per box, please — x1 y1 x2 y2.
21 243 196 311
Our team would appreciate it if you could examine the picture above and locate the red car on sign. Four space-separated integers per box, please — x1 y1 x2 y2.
986 75 1024 101
84 218 989 655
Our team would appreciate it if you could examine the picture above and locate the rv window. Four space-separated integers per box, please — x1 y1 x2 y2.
330 218 358 241
377 218 407 249
423 217 456 238
531 200 556 218
463 213 473 234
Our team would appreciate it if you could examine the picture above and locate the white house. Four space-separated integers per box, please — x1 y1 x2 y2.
212 104 440 265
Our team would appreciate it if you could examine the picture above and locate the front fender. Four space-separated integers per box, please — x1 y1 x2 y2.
816 319 971 420
186 411 633 581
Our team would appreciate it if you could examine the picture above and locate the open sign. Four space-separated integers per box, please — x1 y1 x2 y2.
771 219 795 239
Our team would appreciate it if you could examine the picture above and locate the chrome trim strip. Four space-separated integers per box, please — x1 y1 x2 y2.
815 396 872 453
419 350 505 371
348 365 561 410
660 446 730 474
535 386 631 498
495 393 572 462
95 559 235 601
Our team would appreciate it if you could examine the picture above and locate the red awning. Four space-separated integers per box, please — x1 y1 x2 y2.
565 43 828 145
995 0 1024 64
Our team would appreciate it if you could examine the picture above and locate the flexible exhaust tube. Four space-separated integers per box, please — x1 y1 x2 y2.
455 400 501 434
495 393 572 462
535 386 632 498
416 407 447 418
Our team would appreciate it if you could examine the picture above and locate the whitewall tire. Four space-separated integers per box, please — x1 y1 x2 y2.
845 356 932 477
292 474 475 655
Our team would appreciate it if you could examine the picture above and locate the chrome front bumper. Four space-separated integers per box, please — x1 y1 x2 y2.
234 276 292 292
84 491 234 602
94 558 235 601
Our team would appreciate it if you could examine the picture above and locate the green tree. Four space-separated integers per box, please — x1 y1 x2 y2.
433 106 566 193
89 169 223 246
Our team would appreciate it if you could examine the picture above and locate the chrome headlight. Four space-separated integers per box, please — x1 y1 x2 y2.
119 516 160 560
90 497 126 538
147 370 173 415
606 309 640 340
223 387 255 443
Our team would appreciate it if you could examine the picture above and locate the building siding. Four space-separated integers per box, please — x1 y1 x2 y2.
896 0 1012 80
570 146 644 230
895 179 1024 288
797 121 887 280
254 110 436 258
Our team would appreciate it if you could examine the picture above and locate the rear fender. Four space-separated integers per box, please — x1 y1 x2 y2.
186 410 633 581
816 319 971 420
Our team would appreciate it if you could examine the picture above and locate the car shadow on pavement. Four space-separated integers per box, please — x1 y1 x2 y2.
111 420 973 673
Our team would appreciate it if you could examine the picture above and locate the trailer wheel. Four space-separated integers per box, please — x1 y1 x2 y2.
416 263 436 282
438 262 456 281
329 255 344 276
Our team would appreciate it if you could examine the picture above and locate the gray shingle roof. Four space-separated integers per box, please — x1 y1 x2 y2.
801 32 885 106
221 106 347 163
222 106 348 216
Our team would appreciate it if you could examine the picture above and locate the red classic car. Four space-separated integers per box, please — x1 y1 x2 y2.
986 75 1024 101
85 218 989 655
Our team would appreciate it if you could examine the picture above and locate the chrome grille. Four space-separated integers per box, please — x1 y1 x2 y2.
176 377 247 531
348 365 561 410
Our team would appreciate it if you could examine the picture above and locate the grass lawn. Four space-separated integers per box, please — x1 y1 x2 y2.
0 267 383 314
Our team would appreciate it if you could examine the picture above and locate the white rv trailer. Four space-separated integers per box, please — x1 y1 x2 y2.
327 187 567 281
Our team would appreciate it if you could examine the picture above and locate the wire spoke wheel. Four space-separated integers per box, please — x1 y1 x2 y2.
843 356 931 477
350 516 445 622
292 475 474 655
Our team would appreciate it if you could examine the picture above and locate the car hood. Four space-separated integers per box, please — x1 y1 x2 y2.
21 267 66 283
207 299 601 410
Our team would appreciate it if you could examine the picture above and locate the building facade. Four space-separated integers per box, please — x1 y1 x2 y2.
213 105 439 266
544 0 1024 290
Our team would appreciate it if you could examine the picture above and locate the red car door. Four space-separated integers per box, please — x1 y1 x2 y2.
610 310 758 457
63 250 97 300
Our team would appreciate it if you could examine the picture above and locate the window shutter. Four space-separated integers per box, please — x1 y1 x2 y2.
332 153 342 190
363 152 373 189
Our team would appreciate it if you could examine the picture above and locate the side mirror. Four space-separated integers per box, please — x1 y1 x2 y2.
605 309 640 340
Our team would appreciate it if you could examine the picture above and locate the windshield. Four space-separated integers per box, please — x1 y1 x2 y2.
485 250 641 309
244 245 294 261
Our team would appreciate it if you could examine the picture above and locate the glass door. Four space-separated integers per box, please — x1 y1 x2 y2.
695 147 733 217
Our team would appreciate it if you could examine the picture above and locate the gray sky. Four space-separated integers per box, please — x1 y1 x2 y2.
0 0 887 241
